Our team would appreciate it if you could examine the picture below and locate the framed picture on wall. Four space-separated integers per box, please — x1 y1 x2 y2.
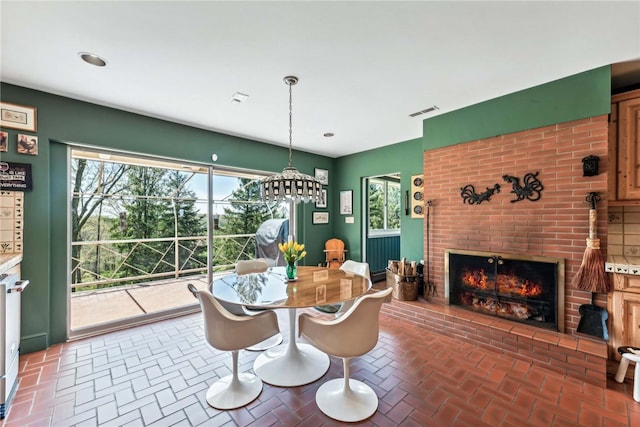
0 131 7 152
17 134 38 155
1 102 37 132
315 188 327 208
340 190 353 215
314 168 328 185
312 211 329 224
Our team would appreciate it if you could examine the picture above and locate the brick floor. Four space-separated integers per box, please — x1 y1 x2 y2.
3 308 640 426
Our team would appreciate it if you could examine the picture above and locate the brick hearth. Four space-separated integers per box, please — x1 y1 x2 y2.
382 298 608 387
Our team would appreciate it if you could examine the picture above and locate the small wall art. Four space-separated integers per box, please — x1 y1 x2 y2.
0 131 7 152
17 134 38 155
502 172 543 202
312 211 329 224
315 188 327 208
340 190 353 215
1 102 37 132
315 168 328 185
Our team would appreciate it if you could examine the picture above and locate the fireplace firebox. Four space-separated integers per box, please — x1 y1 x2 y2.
445 249 565 332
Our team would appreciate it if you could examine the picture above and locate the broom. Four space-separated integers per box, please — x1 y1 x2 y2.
571 192 611 293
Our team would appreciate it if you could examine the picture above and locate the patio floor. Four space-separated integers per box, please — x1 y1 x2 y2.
70 275 212 330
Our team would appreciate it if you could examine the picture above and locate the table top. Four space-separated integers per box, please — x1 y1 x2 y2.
211 266 371 308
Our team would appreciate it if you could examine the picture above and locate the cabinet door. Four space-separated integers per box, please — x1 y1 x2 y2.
609 291 640 360
617 97 640 200
609 102 618 200
623 293 640 350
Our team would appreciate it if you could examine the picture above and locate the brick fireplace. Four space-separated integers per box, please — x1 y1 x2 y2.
382 115 610 387
423 115 609 332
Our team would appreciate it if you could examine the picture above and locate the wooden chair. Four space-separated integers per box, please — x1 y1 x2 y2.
324 238 347 269
188 284 280 409
298 287 392 422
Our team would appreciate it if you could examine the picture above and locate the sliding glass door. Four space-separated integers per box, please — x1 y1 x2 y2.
68 148 286 338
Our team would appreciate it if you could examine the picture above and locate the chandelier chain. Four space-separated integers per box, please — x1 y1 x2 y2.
260 75 321 204
288 80 293 167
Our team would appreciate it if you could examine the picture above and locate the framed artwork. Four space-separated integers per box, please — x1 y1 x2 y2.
1 102 37 132
314 168 328 185
0 131 7 152
340 190 353 215
17 134 38 155
312 211 329 224
315 188 327 208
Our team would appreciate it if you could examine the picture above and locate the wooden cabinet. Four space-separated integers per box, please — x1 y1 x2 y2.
608 287 640 360
608 273 640 359
611 89 640 202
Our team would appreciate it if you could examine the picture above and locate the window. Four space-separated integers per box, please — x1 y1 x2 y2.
368 175 400 235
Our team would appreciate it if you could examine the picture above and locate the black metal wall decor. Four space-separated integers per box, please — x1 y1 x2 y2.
502 171 543 203
582 155 600 177
460 183 500 205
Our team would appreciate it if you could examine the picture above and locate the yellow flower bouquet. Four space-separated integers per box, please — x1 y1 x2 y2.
279 241 306 279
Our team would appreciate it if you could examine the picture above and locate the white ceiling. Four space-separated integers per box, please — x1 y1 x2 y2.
1 1 639 158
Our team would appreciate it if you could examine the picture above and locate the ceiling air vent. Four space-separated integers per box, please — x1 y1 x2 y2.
231 92 249 103
409 105 439 117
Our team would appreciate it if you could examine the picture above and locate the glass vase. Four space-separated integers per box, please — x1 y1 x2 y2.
286 263 297 280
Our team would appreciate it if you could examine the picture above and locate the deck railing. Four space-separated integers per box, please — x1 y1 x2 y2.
71 233 256 291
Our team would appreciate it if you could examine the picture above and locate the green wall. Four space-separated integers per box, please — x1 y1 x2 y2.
334 66 612 273
0 65 613 352
423 66 611 149
0 83 335 351
333 138 424 263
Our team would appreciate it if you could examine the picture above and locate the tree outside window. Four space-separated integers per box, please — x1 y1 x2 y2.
368 176 401 234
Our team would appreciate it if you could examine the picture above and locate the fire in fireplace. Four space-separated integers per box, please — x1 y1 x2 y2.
445 249 565 332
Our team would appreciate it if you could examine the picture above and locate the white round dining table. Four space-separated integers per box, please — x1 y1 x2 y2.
211 265 371 387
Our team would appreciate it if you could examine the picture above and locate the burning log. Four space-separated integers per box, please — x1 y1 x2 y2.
461 292 532 320
461 269 543 297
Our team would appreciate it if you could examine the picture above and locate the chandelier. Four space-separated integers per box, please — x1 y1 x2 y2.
261 76 322 204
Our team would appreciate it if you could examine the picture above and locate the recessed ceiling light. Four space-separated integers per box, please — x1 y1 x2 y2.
78 52 107 67
231 92 249 103
323 132 334 137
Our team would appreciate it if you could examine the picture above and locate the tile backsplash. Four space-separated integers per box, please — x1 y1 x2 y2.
608 205 640 256
0 191 24 254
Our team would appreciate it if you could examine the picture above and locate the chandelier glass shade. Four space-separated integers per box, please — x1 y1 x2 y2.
261 76 322 204
262 166 322 203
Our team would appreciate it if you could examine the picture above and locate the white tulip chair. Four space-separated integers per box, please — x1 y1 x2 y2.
334 260 371 317
213 259 283 351
188 284 280 409
298 287 392 422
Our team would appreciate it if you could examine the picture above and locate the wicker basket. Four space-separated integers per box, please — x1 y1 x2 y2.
386 268 418 301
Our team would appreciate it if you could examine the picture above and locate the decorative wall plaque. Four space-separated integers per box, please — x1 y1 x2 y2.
0 190 23 253
460 183 501 205
411 174 424 218
502 172 543 202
